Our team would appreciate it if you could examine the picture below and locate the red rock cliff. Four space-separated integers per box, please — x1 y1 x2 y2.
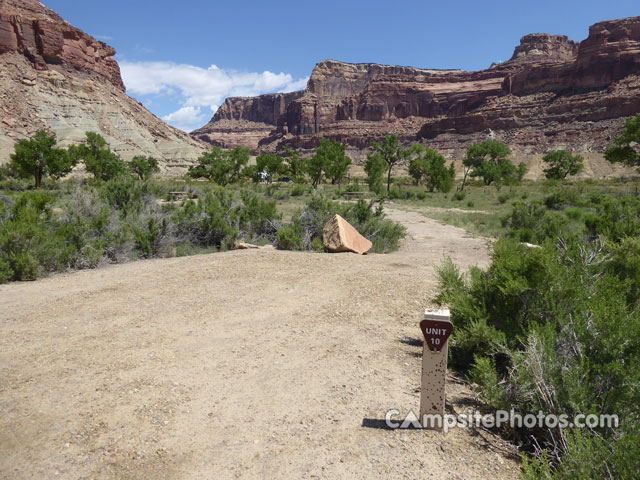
0 0 206 171
509 17 640 94
192 17 640 160
0 0 124 90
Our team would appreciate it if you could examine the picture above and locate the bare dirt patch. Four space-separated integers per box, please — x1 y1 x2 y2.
0 209 519 479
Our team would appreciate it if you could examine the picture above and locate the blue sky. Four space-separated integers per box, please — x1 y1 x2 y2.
43 0 639 132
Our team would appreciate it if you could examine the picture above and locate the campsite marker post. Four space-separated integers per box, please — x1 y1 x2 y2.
419 308 453 430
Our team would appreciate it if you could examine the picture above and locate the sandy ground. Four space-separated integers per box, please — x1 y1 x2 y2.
0 209 521 479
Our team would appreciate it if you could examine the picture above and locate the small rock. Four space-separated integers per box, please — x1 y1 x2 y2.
234 242 259 250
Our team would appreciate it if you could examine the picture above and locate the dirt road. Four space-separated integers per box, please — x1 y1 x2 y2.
0 209 519 479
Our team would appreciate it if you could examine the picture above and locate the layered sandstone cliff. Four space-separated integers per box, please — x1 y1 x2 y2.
191 91 303 148
0 0 206 172
193 17 640 164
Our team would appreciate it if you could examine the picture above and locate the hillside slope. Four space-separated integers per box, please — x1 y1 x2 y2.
0 0 206 172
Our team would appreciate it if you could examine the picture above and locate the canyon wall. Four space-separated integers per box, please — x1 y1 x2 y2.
193 17 640 163
0 0 206 172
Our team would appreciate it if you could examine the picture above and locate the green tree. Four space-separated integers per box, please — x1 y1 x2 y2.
315 139 351 190
305 148 326 189
370 134 409 193
69 132 128 181
364 152 386 193
8 130 75 188
543 150 584 179
128 156 159 180
409 144 455 192
281 146 305 181
408 145 429 185
462 140 515 188
605 114 640 167
256 153 285 183
516 162 528 182
228 147 251 183
188 147 234 186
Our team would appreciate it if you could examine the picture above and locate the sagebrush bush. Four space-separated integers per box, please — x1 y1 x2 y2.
453 190 466 201
436 206 640 477
173 189 238 251
275 196 406 253
502 201 568 243
584 194 640 241
238 190 280 240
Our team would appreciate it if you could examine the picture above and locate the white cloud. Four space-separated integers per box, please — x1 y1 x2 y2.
162 106 208 132
120 61 309 132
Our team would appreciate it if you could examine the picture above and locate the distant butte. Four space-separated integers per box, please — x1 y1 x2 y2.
192 17 640 162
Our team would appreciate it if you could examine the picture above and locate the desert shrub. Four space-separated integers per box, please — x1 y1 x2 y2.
584 194 640 242
275 196 405 253
173 188 238 251
416 191 427 200
132 217 167 258
100 176 149 217
544 189 583 210
564 207 582 221
0 191 80 280
311 237 324 253
502 201 568 244
275 221 304 250
0 256 12 283
59 186 132 266
436 234 640 478
238 190 280 240
290 184 306 196
388 188 415 200
452 191 466 201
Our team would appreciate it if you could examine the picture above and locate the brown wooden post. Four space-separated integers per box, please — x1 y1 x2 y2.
419 308 453 431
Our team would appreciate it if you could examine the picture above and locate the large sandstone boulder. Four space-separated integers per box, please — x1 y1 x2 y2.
322 215 372 255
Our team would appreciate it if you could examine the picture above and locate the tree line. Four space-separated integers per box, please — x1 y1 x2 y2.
5 113 640 189
7 130 158 187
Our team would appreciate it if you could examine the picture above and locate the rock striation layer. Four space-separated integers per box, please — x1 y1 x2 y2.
193 17 640 164
0 0 206 172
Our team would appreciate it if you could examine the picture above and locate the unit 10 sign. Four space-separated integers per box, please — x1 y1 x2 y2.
419 318 453 353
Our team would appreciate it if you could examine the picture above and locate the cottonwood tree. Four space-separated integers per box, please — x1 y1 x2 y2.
9 130 75 188
188 146 251 185
543 150 584 179
370 134 409 193
315 138 351 190
228 147 251 183
364 152 386 193
462 140 515 188
256 153 285 183
305 145 327 189
281 146 305 181
128 156 159 180
605 114 640 167
408 144 455 192
188 147 234 185
69 132 128 181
